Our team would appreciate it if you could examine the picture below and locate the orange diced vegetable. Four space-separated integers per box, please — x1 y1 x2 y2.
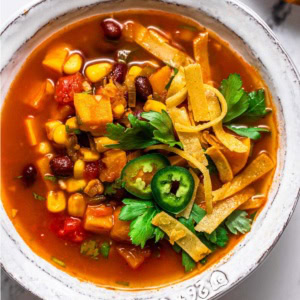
36 156 55 189
100 150 127 182
149 66 172 95
110 207 131 242
116 244 151 269
25 117 41 146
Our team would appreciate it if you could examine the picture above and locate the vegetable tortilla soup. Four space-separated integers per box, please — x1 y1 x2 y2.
1 10 278 288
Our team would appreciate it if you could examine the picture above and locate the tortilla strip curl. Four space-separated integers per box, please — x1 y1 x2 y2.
184 64 210 122
176 169 200 219
166 88 187 108
123 22 193 69
146 145 213 214
206 146 233 183
167 66 186 98
195 187 255 234
168 107 208 166
175 84 227 133
152 212 211 261
213 153 274 202
239 196 265 210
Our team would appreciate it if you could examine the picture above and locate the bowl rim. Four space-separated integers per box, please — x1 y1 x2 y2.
1 0 300 299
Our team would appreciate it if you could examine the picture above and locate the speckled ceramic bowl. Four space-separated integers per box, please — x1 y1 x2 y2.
1 0 300 299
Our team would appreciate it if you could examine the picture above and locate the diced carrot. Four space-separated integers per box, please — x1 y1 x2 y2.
149 66 172 95
25 117 41 146
36 156 56 190
110 207 131 242
116 244 151 269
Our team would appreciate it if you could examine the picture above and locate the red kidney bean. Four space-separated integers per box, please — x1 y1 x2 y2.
101 19 122 40
50 155 74 177
21 164 37 186
135 76 153 101
84 160 103 180
110 62 127 83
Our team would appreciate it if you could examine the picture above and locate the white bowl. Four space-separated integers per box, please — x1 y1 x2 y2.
1 0 300 299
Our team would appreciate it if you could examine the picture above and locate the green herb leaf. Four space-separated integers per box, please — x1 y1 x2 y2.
154 226 165 243
205 154 218 174
226 125 270 140
249 211 257 221
220 74 249 123
225 210 252 235
197 232 217 251
104 178 123 195
172 243 181 253
100 242 110 258
165 67 179 90
65 125 81 135
80 240 100 259
190 204 206 224
115 280 130 286
51 257 66 267
182 250 196 272
204 226 229 248
200 257 208 265
33 192 46 201
15 175 23 179
141 110 182 148
44 175 57 183
119 199 155 221
243 89 269 119
179 24 198 32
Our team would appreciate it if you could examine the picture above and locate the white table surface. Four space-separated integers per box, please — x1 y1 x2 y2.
1 0 299 299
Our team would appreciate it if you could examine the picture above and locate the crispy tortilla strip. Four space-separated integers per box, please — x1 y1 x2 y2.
152 212 211 261
193 32 211 83
206 146 233 183
168 155 187 167
124 22 193 69
168 107 208 166
195 187 255 234
202 131 222 149
166 87 187 108
213 153 274 201
177 169 200 218
221 138 251 174
184 64 210 122
195 183 205 205
239 196 265 210
167 67 186 97
207 91 248 153
146 145 213 214
175 84 227 132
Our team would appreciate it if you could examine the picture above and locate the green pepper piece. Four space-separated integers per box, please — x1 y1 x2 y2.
121 154 170 200
151 166 194 214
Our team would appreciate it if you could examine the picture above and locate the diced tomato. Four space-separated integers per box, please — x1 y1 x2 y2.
54 72 84 104
84 160 103 180
116 244 151 269
50 216 86 243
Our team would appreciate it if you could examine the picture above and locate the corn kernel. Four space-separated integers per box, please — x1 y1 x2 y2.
36 142 53 155
63 53 83 75
68 193 86 217
45 120 62 140
74 159 85 179
80 148 100 162
113 104 125 119
128 66 142 77
143 100 167 113
84 179 104 197
66 178 87 193
65 116 79 130
94 137 118 153
53 124 68 145
47 191 66 213
85 63 112 83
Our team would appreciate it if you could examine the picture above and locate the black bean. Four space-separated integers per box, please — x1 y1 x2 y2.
50 155 74 177
101 19 122 40
135 76 153 101
21 164 37 186
111 62 127 84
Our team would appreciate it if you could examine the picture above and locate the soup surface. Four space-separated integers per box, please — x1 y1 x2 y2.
1 10 277 289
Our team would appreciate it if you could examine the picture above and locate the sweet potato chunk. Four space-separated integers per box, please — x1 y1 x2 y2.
110 207 131 242
74 93 113 135
149 66 172 95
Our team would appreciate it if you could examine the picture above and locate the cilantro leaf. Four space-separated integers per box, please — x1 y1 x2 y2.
205 154 218 174
80 240 100 259
106 114 158 150
226 125 270 140
119 199 155 221
172 243 181 253
154 226 165 242
179 24 198 32
65 125 81 135
165 68 179 90
225 210 252 235
190 204 206 224
141 110 182 148
204 226 229 248
220 74 249 123
44 175 57 183
197 232 217 251
104 178 123 196
182 251 196 272
100 242 110 258
33 192 46 201
243 89 269 119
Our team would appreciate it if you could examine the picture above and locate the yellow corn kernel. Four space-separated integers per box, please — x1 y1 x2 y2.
63 53 83 75
45 120 62 140
25 117 40 146
66 178 87 193
84 179 104 197
80 148 100 162
128 66 142 77
68 193 86 217
85 63 112 83
113 104 125 119
36 142 53 155
47 191 66 213
143 100 167 112
53 124 68 145
74 159 85 179
65 116 79 130
94 137 118 153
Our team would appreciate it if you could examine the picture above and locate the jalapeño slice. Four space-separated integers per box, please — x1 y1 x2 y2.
151 166 194 214
121 154 170 199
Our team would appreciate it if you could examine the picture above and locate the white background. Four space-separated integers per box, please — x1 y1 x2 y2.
1 0 300 299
